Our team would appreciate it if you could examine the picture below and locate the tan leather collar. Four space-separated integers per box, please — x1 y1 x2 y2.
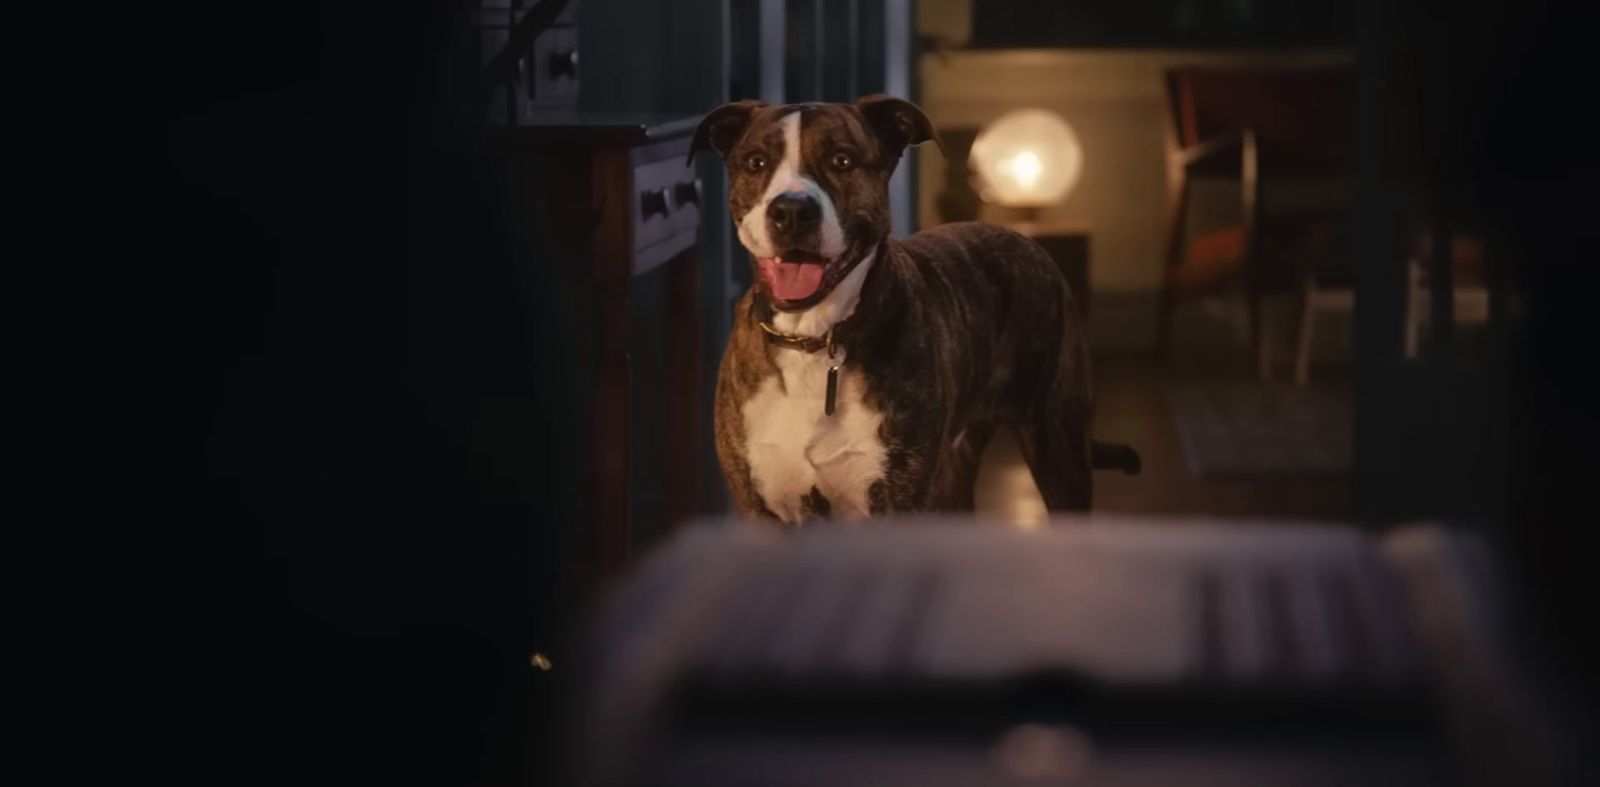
758 320 833 354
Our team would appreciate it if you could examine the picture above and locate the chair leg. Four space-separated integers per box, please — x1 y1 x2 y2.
1157 174 1191 362
1294 281 1316 387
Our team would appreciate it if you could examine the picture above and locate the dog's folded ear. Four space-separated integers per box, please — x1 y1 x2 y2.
688 100 767 165
855 94 943 160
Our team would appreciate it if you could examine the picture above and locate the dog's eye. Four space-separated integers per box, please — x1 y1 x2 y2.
745 153 767 172
831 152 855 171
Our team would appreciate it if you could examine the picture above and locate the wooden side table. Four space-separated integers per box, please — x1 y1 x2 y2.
490 116 705 588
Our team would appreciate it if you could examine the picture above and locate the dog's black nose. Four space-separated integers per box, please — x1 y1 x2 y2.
766 193 821 237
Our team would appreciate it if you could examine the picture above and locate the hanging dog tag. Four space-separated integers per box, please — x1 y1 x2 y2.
824 330 839 416
825 364 839 416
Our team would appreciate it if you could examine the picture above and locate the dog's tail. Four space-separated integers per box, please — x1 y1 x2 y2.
1091 440 1142 475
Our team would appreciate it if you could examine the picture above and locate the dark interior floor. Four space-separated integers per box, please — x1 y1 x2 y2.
974 355 1352 522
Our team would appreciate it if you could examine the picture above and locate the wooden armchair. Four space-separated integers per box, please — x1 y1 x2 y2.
1155 65 1356 383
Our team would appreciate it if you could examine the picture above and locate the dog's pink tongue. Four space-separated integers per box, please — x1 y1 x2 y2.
758 258 824 301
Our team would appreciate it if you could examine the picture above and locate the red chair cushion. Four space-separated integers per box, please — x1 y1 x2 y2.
1170 226 1247 291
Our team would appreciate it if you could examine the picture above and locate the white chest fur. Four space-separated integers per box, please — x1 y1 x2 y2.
741 253 884 523
742 347 886 524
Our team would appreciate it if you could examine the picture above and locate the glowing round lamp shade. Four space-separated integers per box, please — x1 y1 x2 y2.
969 109 1083 208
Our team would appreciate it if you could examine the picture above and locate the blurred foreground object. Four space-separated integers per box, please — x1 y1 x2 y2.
573 518 1587 786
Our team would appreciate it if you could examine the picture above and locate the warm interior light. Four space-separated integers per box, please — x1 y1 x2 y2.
1009 151 1043 190
969 109 1083 208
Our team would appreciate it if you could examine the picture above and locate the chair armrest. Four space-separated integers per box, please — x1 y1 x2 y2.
1174 130 1247 170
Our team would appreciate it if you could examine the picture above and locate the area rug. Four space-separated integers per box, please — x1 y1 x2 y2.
1166 382 1352 479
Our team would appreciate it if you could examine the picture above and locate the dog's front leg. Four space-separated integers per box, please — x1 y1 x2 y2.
714 414 779 522
721 453 781 521
865 433 939 516
713 363 785 522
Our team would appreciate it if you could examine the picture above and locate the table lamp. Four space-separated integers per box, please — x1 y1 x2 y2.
969 108 1083 230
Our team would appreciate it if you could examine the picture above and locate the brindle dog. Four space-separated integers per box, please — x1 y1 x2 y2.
691 95 1137 525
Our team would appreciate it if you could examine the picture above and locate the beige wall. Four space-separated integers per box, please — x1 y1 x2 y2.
916 0 1350 351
